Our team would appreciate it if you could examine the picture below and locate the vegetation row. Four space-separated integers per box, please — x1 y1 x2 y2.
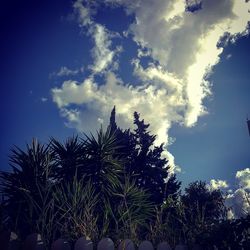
0 108 249 249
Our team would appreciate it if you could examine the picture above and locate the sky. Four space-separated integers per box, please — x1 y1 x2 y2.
0 0 250 217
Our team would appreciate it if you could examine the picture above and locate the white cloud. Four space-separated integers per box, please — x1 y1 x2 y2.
52 0 250 173
236 168 250 190
89 24 117 74
224 168 250 218
125 0 249 126
52 69 187 147
73 0 122 74
49 66 84 79
226 54 232 60
57 66 83 77
209 179 229 190
52 72 171 139
225 188 250 219
59 108 81 129
207 169 250 219
73 0 93 27
208 169 250 219
102 0 250 126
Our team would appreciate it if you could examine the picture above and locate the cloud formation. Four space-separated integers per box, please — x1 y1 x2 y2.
73 0 121 74
236 168 250 190
57 66 82 77
218 168 250 219
226 188 250 219
89 24 120 74
52 0 250 171
208 168 250 219
209 179 229 190
122 0 249 126
49 66 84 79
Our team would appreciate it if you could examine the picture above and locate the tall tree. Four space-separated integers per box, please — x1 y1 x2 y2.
108 109 181 205
181 181 226 243
109 106 117 132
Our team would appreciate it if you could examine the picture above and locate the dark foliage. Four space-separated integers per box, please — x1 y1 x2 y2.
50 136 85 182
182 181 225 222
108 107 181 205
208 215 250 249
82 126 123 196
0 109 249 248
181 181 227 244
0 139 55 237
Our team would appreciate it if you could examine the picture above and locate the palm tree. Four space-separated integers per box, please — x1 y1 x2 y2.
0 139 55 237
83 126 123 196
50 136 85 182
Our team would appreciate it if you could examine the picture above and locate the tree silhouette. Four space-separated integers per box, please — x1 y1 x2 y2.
1 109 248 248
83 126 123 196
181 181 226 244
0 139 55 237
50 136 85 182
108 108 181 205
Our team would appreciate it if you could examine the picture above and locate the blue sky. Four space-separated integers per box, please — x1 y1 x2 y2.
1 0 250 215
